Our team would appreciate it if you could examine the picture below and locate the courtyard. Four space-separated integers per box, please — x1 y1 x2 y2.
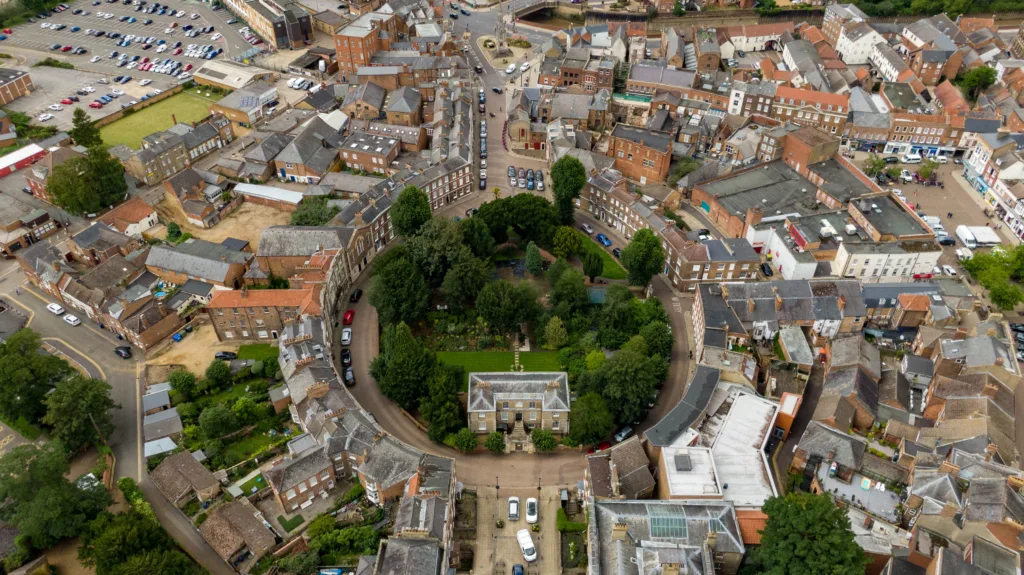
154 191 292 249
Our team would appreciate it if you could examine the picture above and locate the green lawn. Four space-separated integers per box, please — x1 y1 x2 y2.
196 382 249 408
576 232 628 280
239 474 265 494
99 92 219 150
222 433 278 463
277 514 305 533
437 351 562 385
237 344 278 361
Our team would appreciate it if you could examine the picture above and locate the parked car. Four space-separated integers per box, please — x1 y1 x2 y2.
341 349 352 367
350 288 363 302
214 351 237 360
47 303 65 315
508 497 520 521
340 328 353 346
614 426 633 442
761 262 774 277
114 346 133 359
343 309 355 325
942 265 957 276
517 530 537 563
612 248 621 259
580 223 593 234
343 368 356 387
526 498 538 524
595 233 611 247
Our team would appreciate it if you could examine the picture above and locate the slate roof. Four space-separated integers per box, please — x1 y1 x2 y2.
343 81 387 111
386 87 422 114
394 494 448 540
143 407 183 440
586 436 654 499
939 336 1016 373
964 478 1024 523
143 390 171 412
376 538 442 575
646 366 720 447
244 133 293 164
151 451 219 502
610 124 673 152
797 421 867 469
265 444 331 493
147 239 250 283
199 500 276 561
73 223 134 251
257 226 354 257
359 435 421 489
467 372 570 412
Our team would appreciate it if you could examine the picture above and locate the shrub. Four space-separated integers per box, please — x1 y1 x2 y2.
453 428 478 453
531 429 558 452
251 360 264 376
484 431 505 454
195 512 207 526
557 508 587 532
341 483 365 505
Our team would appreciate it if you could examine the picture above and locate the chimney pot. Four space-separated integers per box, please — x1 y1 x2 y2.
611 523 628 541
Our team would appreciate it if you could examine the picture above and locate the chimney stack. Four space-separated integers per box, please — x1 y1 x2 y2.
611 523 629 541
610 461 620 498
748 298 755 313
241 285 248 299
838 295 846 310
661 564 681 575
706 531 718 551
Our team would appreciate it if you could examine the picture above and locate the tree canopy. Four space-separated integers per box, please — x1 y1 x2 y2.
621 228 666 286
551 155 586 224
958 66 996 101
290 197 340 226
70 108 102 148
407 217 469 285
47 147 127 215
552 226 581 259
440 253 490 312
0 329 76 424
391 185 432 236
568 392 615 445
460 216 496 259
368 253 431 325
742 492 868 575
371 322 435 410
419 363 463 443
42 375 118 453
525 241 544 275
477 280 538 334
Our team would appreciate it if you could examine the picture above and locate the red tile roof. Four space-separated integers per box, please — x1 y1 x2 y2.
207 288 320 315
774 86 850 109
735 509 768 544
99 197 156 234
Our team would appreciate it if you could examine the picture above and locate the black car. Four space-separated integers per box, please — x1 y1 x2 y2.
350 288 363 302
68 95 79 102
884 156 900 164
114 346 133 359
448 12 457 18
341 349 352 367
474 65 483 73
466 207 478 217
1010 323 1024 333
480 179 486 190
343 368 356 387
21 187 31 194
612 248 621 259
492 86 503 94
761 262 774 277
215 351 238 360
460 8 469 14
938 236 956 246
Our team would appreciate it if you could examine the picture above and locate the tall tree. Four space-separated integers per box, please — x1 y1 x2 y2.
531 428 557 451
543 316 568 350
744 493 868 575
204 360 231 389
583 250 603 281
524 241 543 275
374 322 435 410
862 153 887 177
568 392 615 445
505 194 559 245
0 442 110 549
368 255 430 326
598 285 638 349
0 329 76 424
440 253 490 311
70 108 102 148
407 217 468 285
390 185 431 236
552 226 582 258
460 216 496 259
640 321 673 360
600 349 662 424
551 155 586 224
46 147 127 215
551 269 590 316
958 67 996 100
108 549 203 575
477 280 538 335
476 198 511 244
621 228 666 286
168 368 196 399
419 364 463 443
198 404 237 439
546 257 570 288
42 376 119 453
79 512 174 575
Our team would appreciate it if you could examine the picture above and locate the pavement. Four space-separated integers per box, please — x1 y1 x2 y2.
475 486 561 574
776 363 823 478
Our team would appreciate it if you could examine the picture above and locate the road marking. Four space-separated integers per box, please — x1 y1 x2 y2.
135 357 142 481
2 296 34 327
41 337 107 380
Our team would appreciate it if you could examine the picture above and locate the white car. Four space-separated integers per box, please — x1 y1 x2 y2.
111 88 124 95
126 61 138 69
942 265 958 276
104 12 113 18
46 303 65 315
176 10 185 17
41 22 50 28
517 529 537 563
520 62 530 72
190 12 199 19
139 78 152 86
156 45 167 52
83 86 95 93
38 113 54 122
480 159 487 169
48 104 63 111
479 169 486 179
505 63 516 74
581 223 594 234
153 88 161 94
211 33 221 40
341 328 352 346
508 497 520 521
526 498 538 524
90 55 101 62
164 27 173 34
510 177 517 188
63 315 81 326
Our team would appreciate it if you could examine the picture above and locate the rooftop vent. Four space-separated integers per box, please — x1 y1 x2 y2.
675 454 692 471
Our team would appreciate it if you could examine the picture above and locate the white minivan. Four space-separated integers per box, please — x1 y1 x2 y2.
901 153 922 164
517 529 537 562
933 155 948 164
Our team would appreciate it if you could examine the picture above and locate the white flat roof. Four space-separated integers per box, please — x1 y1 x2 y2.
661 446 721 498
709 391 779 507
144 437 178 457
780 393 799 415
234 183 305 205
0 144 43 171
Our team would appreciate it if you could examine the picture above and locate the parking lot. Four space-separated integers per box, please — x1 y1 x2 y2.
476 487 562 575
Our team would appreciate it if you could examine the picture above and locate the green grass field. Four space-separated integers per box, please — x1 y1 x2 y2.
237 343 278 361
576 232 628 280
239 474 265 494
277 514 305 533
436 351 562 385
99 92 219 150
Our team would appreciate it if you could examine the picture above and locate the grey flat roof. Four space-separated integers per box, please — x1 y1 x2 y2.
645 366 720 447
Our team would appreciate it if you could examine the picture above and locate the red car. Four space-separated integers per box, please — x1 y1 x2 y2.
61 45 72 51
89 101 103 108
60 98 72 105
142 56 149 63
2 29 11 34
183 63 192 71
173 48 182 55
343 309 355 325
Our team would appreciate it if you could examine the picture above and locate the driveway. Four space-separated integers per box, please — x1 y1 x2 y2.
776 363 824 478
475 486 560 575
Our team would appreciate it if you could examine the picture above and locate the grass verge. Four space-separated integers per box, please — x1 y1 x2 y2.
576 232 627 280
0 415 42 440
237 343 278 361
99 92 215 149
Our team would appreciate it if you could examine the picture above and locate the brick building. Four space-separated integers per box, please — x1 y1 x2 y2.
24 146 85 204
332 12 401 81
467 372 571 435
206 287 320 341
0 69 34 105
339 131 400 176
771 86 849 136
607 125 673 184
146 238 253 288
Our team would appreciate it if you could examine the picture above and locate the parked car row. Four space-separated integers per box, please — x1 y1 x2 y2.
237 26 263 45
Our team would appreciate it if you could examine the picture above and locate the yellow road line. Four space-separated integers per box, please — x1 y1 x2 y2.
136 358 143 481
41 337 107 380
3 297 33 327
19 285 114 341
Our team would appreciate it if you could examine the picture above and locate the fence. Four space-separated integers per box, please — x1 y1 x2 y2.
92 84 187 129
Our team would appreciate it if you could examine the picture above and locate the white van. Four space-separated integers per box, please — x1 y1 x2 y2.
902 153 922 164
517 529 537 562
956 247 973 261
933 155 948 164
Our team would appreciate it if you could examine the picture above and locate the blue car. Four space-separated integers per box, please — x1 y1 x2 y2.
527 180 534 190
0 35 6 41
596 234 611 247
100 95 112 103
70 26 80 32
